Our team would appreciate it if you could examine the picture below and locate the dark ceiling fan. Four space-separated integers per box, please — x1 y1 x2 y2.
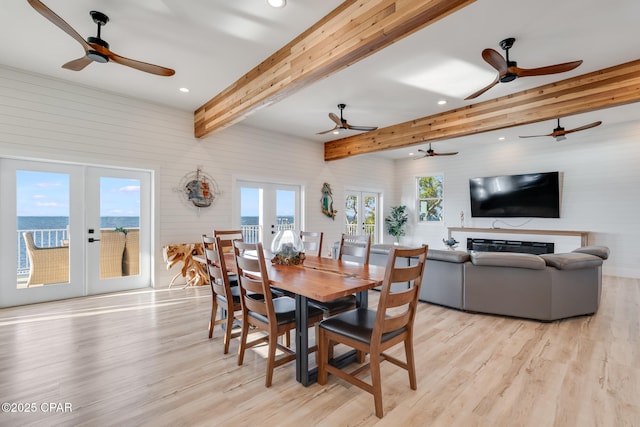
519 118 602 141
465 37 582 100
27 0 175 76
317 104 378 135
414 143 458 159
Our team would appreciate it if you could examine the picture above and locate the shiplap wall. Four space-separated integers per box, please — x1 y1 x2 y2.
0 66 395 288
394 121 640 278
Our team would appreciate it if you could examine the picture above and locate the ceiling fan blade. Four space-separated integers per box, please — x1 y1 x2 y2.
347 125 378 132
62 56 93 71
564 121 603 134
518 133 553 138
514 60 583 77
465 76 500 100
482 48 508 74
27 0 91 50
329 112 342 126
317 125 338 135
106 50 175 76
434 151 458 156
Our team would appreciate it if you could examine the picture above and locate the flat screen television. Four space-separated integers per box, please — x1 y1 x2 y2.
469 171 560 218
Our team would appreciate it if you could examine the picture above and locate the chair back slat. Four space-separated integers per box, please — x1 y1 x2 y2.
214 229 244 253
202 235 233 300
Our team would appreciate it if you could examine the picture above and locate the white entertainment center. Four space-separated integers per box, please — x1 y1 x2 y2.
447 227 589 254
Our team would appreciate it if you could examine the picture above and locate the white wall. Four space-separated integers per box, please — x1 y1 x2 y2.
0 66 395 288
394 121 640 278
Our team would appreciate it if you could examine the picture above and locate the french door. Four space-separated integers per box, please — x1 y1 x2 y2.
0 159 151 307
345 190 379 244
237 180 300 249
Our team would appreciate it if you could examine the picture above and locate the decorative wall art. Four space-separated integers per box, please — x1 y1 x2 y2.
321 182 338 220
175 167 219 214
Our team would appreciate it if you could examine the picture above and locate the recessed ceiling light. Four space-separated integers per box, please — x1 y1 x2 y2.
332 130 340 135
498 136 505 141
179 87 190 93
267 0 286 7
409 152 415 156
437 100 447 105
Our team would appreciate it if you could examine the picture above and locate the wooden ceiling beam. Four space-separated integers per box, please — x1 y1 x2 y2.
194 0 477 139
324 59 640 160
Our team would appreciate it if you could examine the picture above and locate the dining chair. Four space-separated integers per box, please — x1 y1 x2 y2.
300 230 323 257
202 234 242 353
317 244 428 418
338 233 371 264
233 240 324 387
309 233 372 317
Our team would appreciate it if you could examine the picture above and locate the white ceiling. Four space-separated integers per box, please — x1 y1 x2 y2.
2 0 640 159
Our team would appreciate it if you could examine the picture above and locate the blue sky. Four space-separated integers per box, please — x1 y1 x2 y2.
240 187 295 217
16 171 140 216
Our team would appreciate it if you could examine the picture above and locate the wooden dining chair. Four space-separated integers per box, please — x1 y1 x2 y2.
338 233 371 264
309 233 372 317
317 244 428 418
300 230 323 257
233 240 324 387
202 234 242 353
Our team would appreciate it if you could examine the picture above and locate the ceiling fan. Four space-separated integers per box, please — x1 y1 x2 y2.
414 143 458 159
317 104 378 135
519 118 602 142
27 0 175 76
465 37 582 100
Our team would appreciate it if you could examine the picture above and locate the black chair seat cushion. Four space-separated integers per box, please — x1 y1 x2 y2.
319 308 406 345
248 296 323 326
309 294 356 314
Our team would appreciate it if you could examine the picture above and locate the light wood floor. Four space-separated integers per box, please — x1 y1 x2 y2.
1 276 638 426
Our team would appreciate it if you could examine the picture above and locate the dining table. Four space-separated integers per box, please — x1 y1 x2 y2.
197 251 386 386
267 256 385 386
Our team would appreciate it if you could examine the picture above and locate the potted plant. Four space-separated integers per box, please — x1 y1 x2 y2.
385 205 408 244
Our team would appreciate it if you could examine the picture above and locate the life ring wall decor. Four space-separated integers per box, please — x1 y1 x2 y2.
175 168 219 212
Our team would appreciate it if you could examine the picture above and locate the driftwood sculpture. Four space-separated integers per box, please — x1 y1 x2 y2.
163 242 209 287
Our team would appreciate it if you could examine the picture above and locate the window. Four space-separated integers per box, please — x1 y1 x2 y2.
417 175 443 222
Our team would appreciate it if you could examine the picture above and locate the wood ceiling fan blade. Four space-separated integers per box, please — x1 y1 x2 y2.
348 125 378 132
329 112 342 126
482 48 508 74
27 0 91 50
564 121 602 134
317 125 338 135
518 134 552 138
465 76 500 100
107 50 175 76
62 56 93 71
435 151 458 156
515 60 583 77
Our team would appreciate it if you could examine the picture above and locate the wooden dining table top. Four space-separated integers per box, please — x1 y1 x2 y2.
197 252 386 302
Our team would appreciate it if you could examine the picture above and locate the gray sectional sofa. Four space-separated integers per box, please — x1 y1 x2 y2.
369 244 609 322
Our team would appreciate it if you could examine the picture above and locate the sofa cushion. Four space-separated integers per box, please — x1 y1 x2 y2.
427 249 470 263
470 251 546 270
541 252 603 270
572 245 610 260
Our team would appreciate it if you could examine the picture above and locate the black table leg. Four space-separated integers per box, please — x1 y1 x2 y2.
295 293 316 386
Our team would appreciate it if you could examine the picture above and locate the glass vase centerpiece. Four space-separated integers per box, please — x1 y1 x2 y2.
270 230 306 265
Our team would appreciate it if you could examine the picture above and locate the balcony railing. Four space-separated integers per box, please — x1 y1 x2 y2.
345 223 377 244
241 223 296 244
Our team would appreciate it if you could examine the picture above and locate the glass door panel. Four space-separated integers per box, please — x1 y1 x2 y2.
1 160 84 307
344 191 379 244
86 168 150 294
238 181 299 249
